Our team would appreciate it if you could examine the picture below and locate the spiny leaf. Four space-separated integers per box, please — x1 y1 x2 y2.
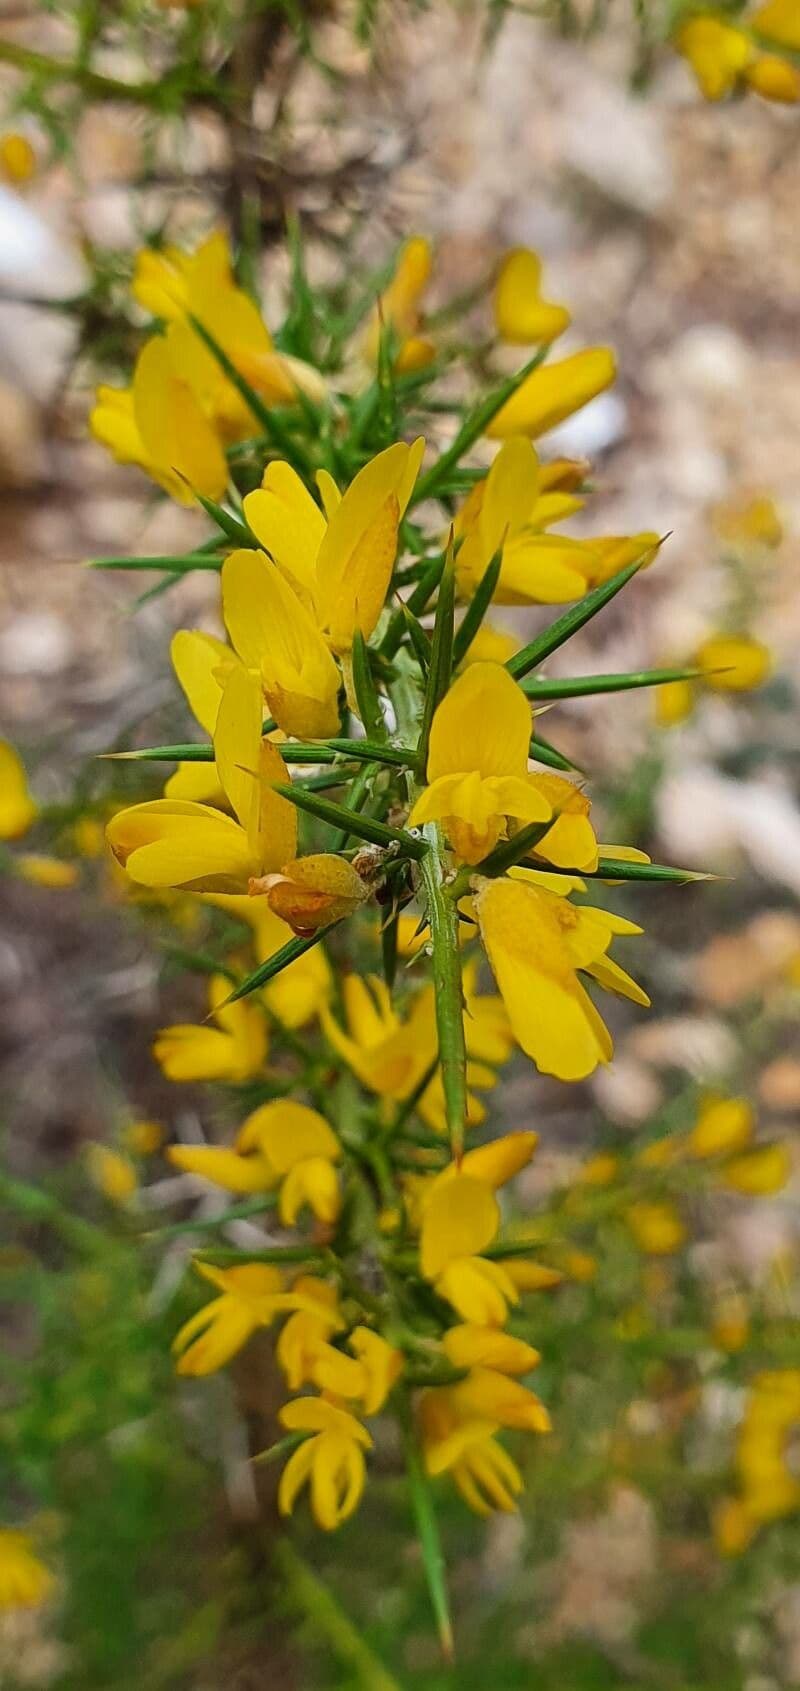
419 821 467 1161
476 814 562 878
399 602 431 676
274 783 429 860
523 664 702 701
222 926 339 1005
350 628 387 742
88 553 224 573
549 857 714 885
415 540 456 776
411 345 547 507
451 542 503 669
193 490 257 548
506 553 653 680
529 733 584 774
380 548 446 659
398 1393 455 1662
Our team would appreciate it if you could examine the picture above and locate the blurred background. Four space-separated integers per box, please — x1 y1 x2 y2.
1 4 800 1688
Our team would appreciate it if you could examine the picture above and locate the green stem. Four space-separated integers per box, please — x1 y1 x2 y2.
397 1392 454 1661
272 1539 404 1691
0 39 210 105
419 823 467 1161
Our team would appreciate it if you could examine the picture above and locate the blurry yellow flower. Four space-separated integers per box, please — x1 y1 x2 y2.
712 1293 750 1354
173 1262 286 1375
85 1143 138 1204
695 634 771 693
752 0 800 50
746 53 800 98
107 665 297 893
72 816 105 858
322 975 438 1101
625 1200 686 1256
0 133 35 185
276 1278 345 1390
493 248 571 346
238 1098 341 1226
419 1389 525 1515
153 973 267 1083
720 1142 792 1195
675 17 753 99
688 1093 754 1160
366 236 436 373
122 1119 164 1156
420 1173 517 1324
0 1530 53 1610
442 1324 540 1375
486 347 616 440
278 1398 372 1530
15 854 78 889
579 1151 620 1187
409 662 550 864
722 1368 800 1547
712 492 783 550
655 676 696 728
474 870 648 1081
504 1258 564 1292
0 741 38 839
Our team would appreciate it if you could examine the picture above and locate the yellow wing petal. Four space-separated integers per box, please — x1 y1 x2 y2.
427 662 532 782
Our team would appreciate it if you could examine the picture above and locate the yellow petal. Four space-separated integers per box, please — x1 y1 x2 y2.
171 629 235 736
237 1098 338 1168
493 248 571 346
243 461 326 602
675 17 753 99
459 1131 538 1189
222 548 341 737
695 634 771 693
752 0 800 49
721 1143 792 1195
745 54 800 102
167 1146 273 1191
263 853 367 933
132 334 228 501
486 348 616 441
442 1325 540 1375
427 662 533 783
213 662 264 841
106 799 256 890
421 1174 500 1279
688 1094 754 1160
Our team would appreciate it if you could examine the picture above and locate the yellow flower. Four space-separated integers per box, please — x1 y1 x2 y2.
222 546 341 737
0 740 38 839
752 0 800 50
365 236 436 373
625 1200 686 1256
655 676 696 729
153 973 267 1083
695 634 771 693
276 1278 345 1390
420 1173 518 1325
675 16 753 99
419 1389 525 1516
745 53 800 100
408 662 551 864
90 334 229 505
493 248 571 346
720 1142 792 1195
474 869 648 1081
688 1093 754 1160
712 492 783 550
0 132 35 185
347 1327 405 1413
322 975 438 1101
15 854 79 889
722 1369 800 1547
173 1262 287 1375
122 1119 164 1155
85 1143 138 1204
238 1099 341 1225
278 1398 372 1530
441 1324 541 1376
486 347 616 440
579 1151 620 1187
107 665 298 893
0 1530 53 1610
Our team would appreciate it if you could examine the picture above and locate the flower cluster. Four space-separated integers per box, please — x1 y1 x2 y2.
676 0 800 103
90 224 725 1645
